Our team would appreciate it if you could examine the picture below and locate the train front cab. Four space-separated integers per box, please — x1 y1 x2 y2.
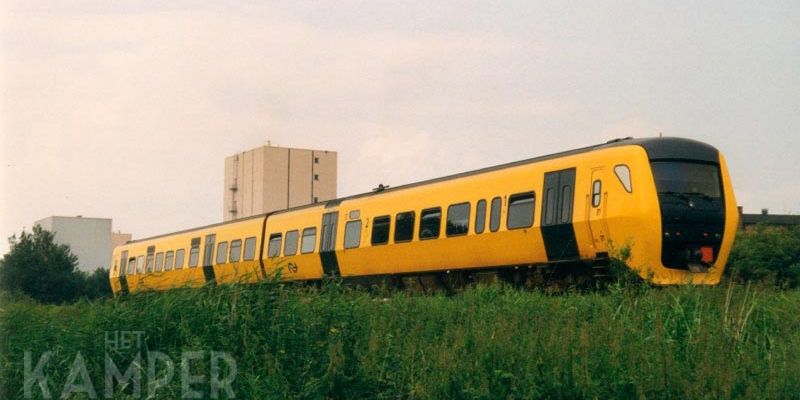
603 138 738 285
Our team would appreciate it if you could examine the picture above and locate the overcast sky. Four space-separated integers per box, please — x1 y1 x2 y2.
2 1 799 256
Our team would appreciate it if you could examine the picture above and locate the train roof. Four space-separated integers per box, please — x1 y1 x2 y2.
126 136 718 244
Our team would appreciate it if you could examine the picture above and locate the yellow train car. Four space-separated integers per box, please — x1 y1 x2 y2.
111 137 738 294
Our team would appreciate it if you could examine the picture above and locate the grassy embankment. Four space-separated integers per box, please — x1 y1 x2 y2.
2 280 800 399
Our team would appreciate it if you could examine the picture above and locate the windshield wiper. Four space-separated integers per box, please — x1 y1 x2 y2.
684 192 715 201
658 191 690 200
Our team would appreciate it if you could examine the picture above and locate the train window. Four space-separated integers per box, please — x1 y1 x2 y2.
490 197 501 232
120 251 129 276
137 255 145 274
394 211 415 242
301 228 317 254
560 186 572 223
614 165 633 193
475 200 487 234
508 192 536 229
544 188 556 226
446 203 470 236
230 240 242 262
216 242 228 264
592 180 602 207
284 230 299 256
128 257 137 275
155 252 164 272
188 238 200 267
175 249 185 269
145 254 154 273
164 251 174 271
371 216 391 245
268 234 282 258
243 237 256 260
419 207 442 240
344 220 362 249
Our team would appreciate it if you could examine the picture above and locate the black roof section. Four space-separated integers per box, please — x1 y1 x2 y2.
128 136 719 243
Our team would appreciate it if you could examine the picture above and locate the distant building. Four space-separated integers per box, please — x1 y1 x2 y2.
223 145 337 221
738 207 800 231
34 216 130 272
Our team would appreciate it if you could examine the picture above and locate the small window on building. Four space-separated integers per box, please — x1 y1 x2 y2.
314 174 319 181
394 211 415 242
268 234 282 258
592 180 602 208
508 192 535 229
313 197 319 203
175 249 185 269
490 197 502 232
344 220 362 249
301 228 317 254
475 199 487 234
155 252 164 272
229 240 242 262
371 216 391 245
446 203 470 236
284 230 299 256
243 237 256 260
137 255 145 274
314 157 319 164
128 257 137 275
614 165 633 193
145 254 154 273
419 207 442 240
164 251 174 271
216 242 229 265
188 239 200 267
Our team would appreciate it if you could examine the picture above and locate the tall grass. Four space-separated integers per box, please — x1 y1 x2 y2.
2 281 799 399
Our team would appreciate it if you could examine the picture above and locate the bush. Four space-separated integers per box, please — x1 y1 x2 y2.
727 225 800 288
0 226 112 303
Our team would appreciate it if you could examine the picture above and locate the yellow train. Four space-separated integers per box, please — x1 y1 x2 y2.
110 137 738 294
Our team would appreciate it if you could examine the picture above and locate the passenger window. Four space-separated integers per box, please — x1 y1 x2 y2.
394 211 415 242
128 257 137 275
216 242 228 264
284 230 299 256
268 234 282 258
344 220 362 249
301 228 317 254
145 254 154 273
490 197 501 232
614 165 633 193
475 199 487 234
371 216 391 245
592 180 602 207
419 208 442 240
544 188 556 226
508 192 536 229
155 252 164 272
188 238 200 267
446 203 470 236
560 186 572 223
164 251 174 271
243 237 256 260
137 255 145 274
229 240 242 262
120 251 129 276
175 249 185 269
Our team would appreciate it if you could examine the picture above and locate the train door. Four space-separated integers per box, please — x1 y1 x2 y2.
320 211 341 276
118 250 129 294
588 168 610 254
541 168 579 261
202 233 217 284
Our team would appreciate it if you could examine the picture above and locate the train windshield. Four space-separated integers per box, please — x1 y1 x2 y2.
650 161 722 198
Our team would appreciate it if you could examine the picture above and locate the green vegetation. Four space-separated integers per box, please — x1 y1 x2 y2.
2 281 799 399
0 226 111 303
727 225 800 288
